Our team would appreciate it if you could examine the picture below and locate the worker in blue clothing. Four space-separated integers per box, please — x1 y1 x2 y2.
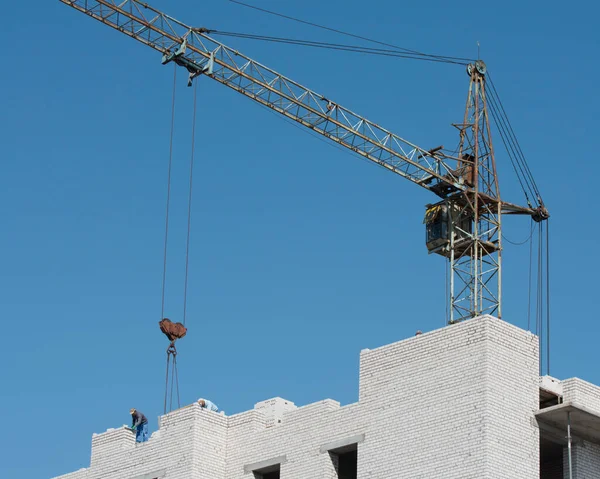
198 398 219 412
129 408 149 443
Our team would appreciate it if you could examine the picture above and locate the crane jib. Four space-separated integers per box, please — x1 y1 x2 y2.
60 0 469 197
162 38 468 196
59 0 548 325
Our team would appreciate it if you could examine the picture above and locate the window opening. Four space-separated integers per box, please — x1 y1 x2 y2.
329 443 358 479
253 464 280 479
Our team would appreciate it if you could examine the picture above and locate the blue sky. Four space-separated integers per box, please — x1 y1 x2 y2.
1 0 598 477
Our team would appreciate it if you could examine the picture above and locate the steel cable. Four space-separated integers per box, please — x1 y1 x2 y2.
182 79 198 327
486 88 536 204
546 220 551 375
213 31 470 65
527 219 534 332
487 74 542 201
227 0 474 63
161 66 177 320
502 220 535 246
163 349 171 414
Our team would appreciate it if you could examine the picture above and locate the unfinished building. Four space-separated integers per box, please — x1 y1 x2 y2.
53 315 600 479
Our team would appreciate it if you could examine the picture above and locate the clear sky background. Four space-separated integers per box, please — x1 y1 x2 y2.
1 0 598 477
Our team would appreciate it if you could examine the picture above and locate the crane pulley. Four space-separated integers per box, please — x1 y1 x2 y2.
59 0 548 323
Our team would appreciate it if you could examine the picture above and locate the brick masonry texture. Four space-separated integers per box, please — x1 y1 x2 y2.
570 441 600 478
562 378 600 416
52 315 600 479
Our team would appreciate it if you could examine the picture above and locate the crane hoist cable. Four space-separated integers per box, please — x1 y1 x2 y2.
528 221 534 332
546 220 551 375
505 216 550 376
161 65 177 321
160 64 180 414
164 340 180 413
536 221 543 371
182 80 198 327
532 220 551 376
160 68 199 414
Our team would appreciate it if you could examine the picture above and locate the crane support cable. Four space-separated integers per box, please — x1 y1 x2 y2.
486 87 537 205
487 89 537 201
487 74 543 203
488 75 541 197
227 0 474 63
211 31 471 65
487 99 533 205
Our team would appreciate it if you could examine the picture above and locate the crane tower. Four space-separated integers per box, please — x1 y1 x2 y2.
59 0 549 323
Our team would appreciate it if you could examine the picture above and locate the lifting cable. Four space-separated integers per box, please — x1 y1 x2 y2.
161 68 199 414
536 221 543 371
527 218 534 332
162 64 179 414
182 80 198 327
161 66 177 320
546 220 551 375
530 219 551 376
508 217 550 376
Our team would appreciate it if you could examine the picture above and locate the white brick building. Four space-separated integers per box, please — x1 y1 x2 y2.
53 315 600 479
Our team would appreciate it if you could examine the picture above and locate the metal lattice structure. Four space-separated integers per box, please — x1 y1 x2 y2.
59 0 547 322
447 61 502 321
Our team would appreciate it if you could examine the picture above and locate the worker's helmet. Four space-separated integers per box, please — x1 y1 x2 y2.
130 408 136 414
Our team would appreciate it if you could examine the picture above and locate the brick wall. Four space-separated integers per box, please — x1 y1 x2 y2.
53 405 227 479
484 318 540 478
566 440 600 479
358 315 539 478
52 315 561 479
562 378 600 416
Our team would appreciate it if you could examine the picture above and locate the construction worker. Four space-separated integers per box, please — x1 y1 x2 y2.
129 408 148 443
197 398 219 412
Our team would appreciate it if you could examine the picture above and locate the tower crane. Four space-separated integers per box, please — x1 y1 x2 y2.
59 0 549 323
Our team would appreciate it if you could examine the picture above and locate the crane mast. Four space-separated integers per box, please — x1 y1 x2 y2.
426 61 503 321
59 0 548 323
